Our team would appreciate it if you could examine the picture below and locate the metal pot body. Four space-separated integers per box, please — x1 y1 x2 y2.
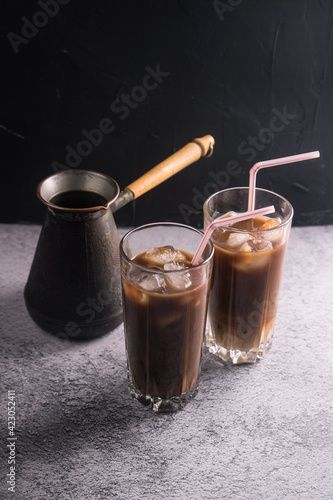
24 170 122 340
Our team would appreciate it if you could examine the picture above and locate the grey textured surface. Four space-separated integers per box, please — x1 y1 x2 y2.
0 223 333 500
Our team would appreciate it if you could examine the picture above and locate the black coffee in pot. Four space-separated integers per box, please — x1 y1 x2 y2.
50 190 108 209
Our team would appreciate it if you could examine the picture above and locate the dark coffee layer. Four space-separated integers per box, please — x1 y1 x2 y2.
50 190 108 209
122 248 209 399
209 217 287 352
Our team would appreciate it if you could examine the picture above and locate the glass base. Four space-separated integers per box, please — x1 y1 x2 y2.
127 373 199 412
206 333 274 364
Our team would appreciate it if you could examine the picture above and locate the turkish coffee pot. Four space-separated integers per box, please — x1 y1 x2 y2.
24 135 214 340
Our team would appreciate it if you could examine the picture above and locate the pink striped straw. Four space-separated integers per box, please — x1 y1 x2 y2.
248 151 320 211
191 205 275 266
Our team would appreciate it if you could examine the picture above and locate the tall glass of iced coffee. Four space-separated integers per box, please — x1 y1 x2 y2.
204 187 293 364
120 223 214 412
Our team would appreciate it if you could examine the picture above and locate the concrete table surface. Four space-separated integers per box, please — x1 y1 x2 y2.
0 223 332 500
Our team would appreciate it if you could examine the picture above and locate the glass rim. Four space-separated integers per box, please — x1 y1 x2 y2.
120 221 214 273
203 186 294 233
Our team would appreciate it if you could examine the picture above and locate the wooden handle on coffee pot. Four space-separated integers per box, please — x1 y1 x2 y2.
111 134 215 212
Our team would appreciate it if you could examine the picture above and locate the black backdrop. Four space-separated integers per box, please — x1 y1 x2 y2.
2 0 332 227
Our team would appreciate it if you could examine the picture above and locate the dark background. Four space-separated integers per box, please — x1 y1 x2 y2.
1 0 332 228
